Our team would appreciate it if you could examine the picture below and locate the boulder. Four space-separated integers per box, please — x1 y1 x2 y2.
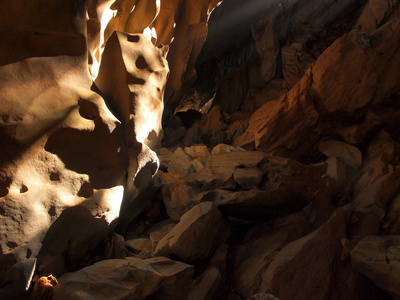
231 212 312 298
186 150 265 190
352 130 400 221
259 205 353 299
30 275 58 300
161 177 196 220
349 235 400 299
187 244 228 300
317 140 362 169
213 157 328 220
154 202 227 262
52 257 194 300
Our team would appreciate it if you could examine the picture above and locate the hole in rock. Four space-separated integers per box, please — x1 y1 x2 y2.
78 181 94 198
135 55 148 70
175 110 203 128
48 206 57 217
6 242 18 249
20 184 28 193
128 35 140 43
78 99 100 120
50 172 61 181
127 73 146 85
26 248 32 259
0 186 8 197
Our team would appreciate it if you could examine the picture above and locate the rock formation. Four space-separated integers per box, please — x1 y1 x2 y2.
1 0 400 299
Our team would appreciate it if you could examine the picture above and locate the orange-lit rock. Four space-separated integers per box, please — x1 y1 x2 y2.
0 1 168 296
95 31 168 150
234 19 400 161
30 275 58 300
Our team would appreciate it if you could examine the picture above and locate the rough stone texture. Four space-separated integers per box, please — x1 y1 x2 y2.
234 18 400 161
231 212 312 298
350 235 400 299
352 130 400 222
354 0 400 35
0 2 168 296
52 257 194 300
2 0 400 299
30 275 58 300
0 1 125 295
317 140 362 169
186 150 265 190
252 0 361 83
260 205 352 300
214 157 327 220
95 31 168 150
187 244 228 300
154 202 227 262
160 175 196 220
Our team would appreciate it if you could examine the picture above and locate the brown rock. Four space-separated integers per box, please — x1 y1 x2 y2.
30 275 58 300
186 150 265 190
167 147 194 176
211 143 244 156
324 157 347 190
213 157 328 220
235 19 400 160
185 145 211 160
352 130 400 221
149 222 177 252
165 0 221 95
253 0 360 83
281 43 315 88
199 105 228 146
95 31 168 150
233 168 264 189
0 0 149 293
317 140 362 169
154 202 227 262
259 205 353 300
383 191 400 234
354 0 400 35
125 238 153 259
187 244 228 300
349 235 400 299
161 177 196 220
52 257 194 300
231 212 312 298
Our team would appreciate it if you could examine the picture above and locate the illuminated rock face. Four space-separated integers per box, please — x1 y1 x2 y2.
2 0 400 299
0 1 167 298
95 31 168 150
